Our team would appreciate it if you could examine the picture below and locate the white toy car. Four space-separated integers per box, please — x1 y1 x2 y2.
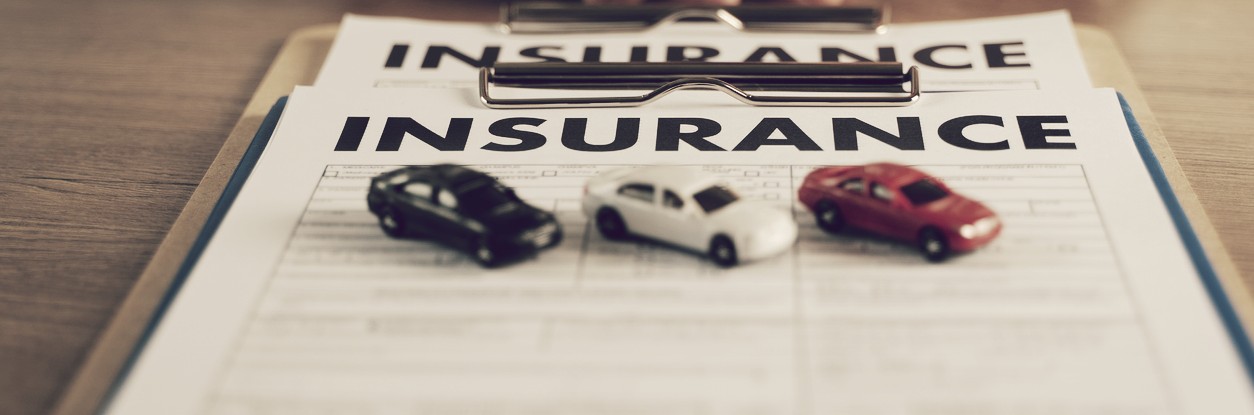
581 166 798 266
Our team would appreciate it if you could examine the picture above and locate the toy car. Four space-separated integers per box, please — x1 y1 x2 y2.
798 163 1001 262
581 166 797 267
367 164 561 266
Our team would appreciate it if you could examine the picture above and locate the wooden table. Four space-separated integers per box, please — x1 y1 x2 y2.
1 0 1251 414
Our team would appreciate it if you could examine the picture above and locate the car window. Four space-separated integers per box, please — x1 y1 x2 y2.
386 173 411 185
839 178 865 193
402 182 433 200
692 185 739 213
900 179 949 206
618 183 655 203
458 182 517 217
662 190 684 210
437 189 458 209
870 183 895 203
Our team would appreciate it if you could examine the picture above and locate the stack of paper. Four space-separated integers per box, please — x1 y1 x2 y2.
104 11 1254 415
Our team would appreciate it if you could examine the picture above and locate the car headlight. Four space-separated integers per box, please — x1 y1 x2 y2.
958 217 999 239
974 217 999 235
517 223 556 242
959 224 976 239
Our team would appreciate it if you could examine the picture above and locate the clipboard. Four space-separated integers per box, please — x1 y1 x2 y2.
51 10 1254 415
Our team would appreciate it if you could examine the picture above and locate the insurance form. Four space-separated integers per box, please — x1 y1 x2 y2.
106 86 1254 414
315 11 1091 91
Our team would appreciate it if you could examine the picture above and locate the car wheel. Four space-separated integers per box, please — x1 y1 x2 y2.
918 227 950 262
379 210 406 237
814 200 844 233
595 208 629 240
474 240 496 266
709 235 738 267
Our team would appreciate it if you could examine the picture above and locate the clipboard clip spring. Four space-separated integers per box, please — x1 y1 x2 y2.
479 62 921 109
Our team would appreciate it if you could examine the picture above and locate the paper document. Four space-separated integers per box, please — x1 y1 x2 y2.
107 87 1253 414
316 12 1092 91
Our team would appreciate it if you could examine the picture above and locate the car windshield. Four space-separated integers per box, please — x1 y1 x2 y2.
692 185 739 213
457 182 517 216
900 179 949 206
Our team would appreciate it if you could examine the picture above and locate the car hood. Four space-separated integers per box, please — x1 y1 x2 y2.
475 203 553 234
919 195 995 224
706 202 794 235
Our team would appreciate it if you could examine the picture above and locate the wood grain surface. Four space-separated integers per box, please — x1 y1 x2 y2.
1 0 1251 414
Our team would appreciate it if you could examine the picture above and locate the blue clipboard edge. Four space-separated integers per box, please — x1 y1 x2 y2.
1118 93 1254 384
94 93 1254 412
93 97 289 414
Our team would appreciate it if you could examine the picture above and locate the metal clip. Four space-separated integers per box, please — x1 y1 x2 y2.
479 62 920 109
500 3 888 34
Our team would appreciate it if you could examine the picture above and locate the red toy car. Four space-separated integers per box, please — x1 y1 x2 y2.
798 163 1001 261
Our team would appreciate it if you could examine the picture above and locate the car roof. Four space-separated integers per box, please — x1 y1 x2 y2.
862 163 931 188
381 164 492 191
623 166 721 194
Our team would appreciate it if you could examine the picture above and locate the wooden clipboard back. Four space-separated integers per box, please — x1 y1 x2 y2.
49 24 339 415
1072 24 1253 324
52 22 1252 415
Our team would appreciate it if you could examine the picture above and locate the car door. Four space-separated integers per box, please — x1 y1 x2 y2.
650 189 704 250
397 180 436 231
831 177 869 225
433 187 477 249
614 182 657 234
864 182 916 241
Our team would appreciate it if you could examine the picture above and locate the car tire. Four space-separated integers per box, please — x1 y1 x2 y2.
709 235 738 267
814 200 845 233
473 239 497 266
595 208 629 240
918 227 950 262
379 210 406 237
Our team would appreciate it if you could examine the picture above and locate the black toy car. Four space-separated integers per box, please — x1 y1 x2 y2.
367 164 562 266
